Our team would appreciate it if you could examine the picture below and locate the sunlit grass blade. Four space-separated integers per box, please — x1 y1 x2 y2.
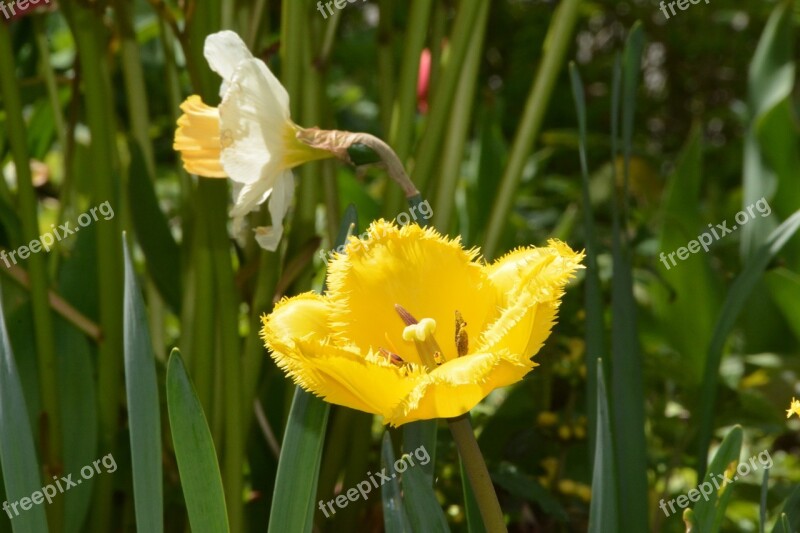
569 62 605 458
0 289 49 532
690 425 742 532
381 432 412 533
588 359 618 533
123 234 163 533
166 349 229 533
482 0 581 258
609 24 648 532
695 210 800 475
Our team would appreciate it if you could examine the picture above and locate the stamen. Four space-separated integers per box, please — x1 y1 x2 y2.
394 304 418 326
433 351 445 365
379 348 406 366
455 310 469 357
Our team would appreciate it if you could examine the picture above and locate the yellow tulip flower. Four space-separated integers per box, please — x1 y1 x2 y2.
261 220 583 426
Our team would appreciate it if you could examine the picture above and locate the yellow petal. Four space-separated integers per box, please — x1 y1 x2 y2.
260 293 421 417
325 221 496 364
173 96 227 178
476 240 584 359
385 350 535 425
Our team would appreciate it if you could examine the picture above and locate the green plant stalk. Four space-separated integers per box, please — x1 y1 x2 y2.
447 415 506 532
432 1 488 232
202 180 244 533
482 0 581 259
409 0 482 197
382 0 432 215
0 22 64 532
114 0 157 178
241 248 280 443
33 17 67 154
377 0 395 137
62 5 125 531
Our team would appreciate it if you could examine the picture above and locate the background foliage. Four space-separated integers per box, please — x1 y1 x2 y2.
0 0 799 531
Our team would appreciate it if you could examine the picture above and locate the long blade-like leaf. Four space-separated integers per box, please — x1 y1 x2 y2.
167 350 229 532
0 289 49 532
588 359 618 533
696 210 800 475
268 205 358 533
123 234 163 533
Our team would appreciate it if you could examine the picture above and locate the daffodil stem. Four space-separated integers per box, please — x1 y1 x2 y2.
447 414 507 533
347 133 419 198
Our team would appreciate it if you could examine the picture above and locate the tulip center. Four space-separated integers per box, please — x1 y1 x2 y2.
393 304 468 371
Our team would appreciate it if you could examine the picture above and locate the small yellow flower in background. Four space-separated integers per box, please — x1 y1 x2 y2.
787 397 800 419
173 31 332 251
260 220 583 426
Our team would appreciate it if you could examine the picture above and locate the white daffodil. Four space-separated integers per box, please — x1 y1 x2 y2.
174 31 332 251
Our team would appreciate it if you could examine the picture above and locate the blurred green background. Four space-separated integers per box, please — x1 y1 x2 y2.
0 0 799 531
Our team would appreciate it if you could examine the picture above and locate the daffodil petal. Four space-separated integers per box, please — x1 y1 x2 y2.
254 170 294 251
204 30 255 86
386 351 534 426
326 221 496 364
219 58 289 185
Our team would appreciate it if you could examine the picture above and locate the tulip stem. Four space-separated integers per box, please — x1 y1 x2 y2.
447 414 507 533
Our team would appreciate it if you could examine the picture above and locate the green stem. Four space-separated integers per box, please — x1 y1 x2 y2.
431 1 489 232
382 0 432 216
447 415 506 533
0 21 64 532
62 4 125 531
481 0 581 259
409 0 482 196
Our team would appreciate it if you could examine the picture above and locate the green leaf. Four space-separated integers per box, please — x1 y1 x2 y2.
760 466 769 533
380 433 412 533
691 426 743 533
0 288 49 533
770 485 800 533
56 317 97 533
127 141 181 313
588 359 618 533
492 463 567 524
268 205 358 533
569 62 605 458
696 210 800 475
609 24 648 532
653 128 722 384
267 390 330 533
400 449 450 533
764 269 800 342
166 350 229 533
123 234 163 533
